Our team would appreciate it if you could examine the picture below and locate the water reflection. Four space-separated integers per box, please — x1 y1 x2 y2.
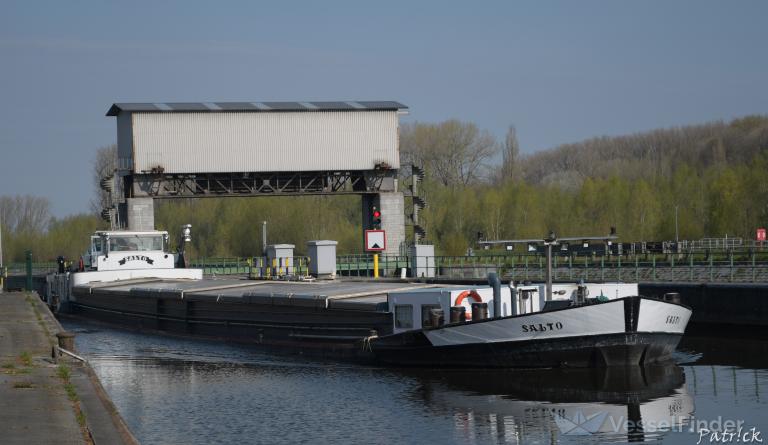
62 320 767 445
678 335 768 369
404 366 693 443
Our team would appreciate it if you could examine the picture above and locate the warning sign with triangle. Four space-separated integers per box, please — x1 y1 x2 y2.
365 230 386 251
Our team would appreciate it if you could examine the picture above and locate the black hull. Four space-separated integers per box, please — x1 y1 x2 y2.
65 293 688 368
371 332 683 368
66 297 387 360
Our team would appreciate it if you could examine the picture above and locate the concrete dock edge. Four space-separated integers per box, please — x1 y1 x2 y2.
1 292 139 445
34 294 140 445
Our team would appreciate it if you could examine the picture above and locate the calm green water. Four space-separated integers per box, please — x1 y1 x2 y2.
61 319 768 445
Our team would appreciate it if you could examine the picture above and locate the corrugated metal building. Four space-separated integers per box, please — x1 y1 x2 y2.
107 101 408 174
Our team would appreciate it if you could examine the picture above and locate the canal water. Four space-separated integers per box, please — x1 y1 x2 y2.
61 319 768 445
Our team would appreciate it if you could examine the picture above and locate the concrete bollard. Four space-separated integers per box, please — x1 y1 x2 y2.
25 250 33 292
56 331 76 352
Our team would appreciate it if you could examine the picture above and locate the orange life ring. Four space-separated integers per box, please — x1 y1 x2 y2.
454 290 483 320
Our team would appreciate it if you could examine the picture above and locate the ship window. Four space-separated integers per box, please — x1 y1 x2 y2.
109 235 164 252
421 304 441 327
394 305 413 329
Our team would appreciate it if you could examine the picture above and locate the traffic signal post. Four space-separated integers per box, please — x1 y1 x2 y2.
372 206 382 230
365 229 386 279
361 193 405 257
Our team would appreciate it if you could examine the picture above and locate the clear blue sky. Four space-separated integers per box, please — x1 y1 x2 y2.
2 1 767 216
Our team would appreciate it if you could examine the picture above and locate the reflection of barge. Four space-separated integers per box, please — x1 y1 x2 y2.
47 230 691 367
408 365 693 442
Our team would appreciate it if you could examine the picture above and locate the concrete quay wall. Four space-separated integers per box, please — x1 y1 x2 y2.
640 282 768 329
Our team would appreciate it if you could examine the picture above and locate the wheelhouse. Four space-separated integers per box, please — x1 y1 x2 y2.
84 230 172 271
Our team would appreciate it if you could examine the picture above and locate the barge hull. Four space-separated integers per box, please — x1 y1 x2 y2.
67 298 386 358
371 332 683 368
370 297 691 368
65 279 417 359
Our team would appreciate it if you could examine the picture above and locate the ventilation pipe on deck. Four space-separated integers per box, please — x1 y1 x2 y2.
576 280 588 305
663 292 681 305
509 282 518 316
488 272 501 318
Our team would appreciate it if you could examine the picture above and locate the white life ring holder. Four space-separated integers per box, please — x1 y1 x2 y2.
454 290 483 320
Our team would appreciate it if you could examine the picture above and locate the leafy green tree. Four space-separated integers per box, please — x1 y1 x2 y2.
707 166 746 237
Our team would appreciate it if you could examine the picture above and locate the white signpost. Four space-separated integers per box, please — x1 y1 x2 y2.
365 230 386 252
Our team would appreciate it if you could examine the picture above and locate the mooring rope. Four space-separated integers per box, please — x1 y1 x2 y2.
361 333 378 352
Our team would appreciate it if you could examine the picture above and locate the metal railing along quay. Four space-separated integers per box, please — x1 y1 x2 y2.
4 262 57 276
10 250 768 284
190 256 311 279
336 254 410 278
336 252 768 283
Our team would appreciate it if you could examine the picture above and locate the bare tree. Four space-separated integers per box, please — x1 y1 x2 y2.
0 195 51 234
501 125 520 180
401 120 498 186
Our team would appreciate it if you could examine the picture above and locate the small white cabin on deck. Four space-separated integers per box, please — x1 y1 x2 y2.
388 286 512 335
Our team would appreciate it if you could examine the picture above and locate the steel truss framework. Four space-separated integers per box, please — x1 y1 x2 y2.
127 170 397 198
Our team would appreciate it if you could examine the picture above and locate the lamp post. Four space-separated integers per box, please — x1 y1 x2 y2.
262 221 267 256
178 224 192 268
0 215 3 292
675 205 679 244
0 214 3 270
543 231 556 302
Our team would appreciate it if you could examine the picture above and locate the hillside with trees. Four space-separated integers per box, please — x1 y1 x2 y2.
518 116 768 187
406 116 768 254
1 115 767 262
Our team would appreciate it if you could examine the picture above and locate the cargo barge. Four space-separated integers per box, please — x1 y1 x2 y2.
46 230 691 367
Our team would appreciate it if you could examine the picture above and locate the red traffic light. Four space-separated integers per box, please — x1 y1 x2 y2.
373 209 381 218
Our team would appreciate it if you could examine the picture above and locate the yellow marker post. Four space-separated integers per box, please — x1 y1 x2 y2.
373 254 379 279
269 258 277 278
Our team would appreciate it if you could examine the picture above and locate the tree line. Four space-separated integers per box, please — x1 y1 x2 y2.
420 158 768 255
0 195 102 263
401 116 768 254
1 115 767 262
